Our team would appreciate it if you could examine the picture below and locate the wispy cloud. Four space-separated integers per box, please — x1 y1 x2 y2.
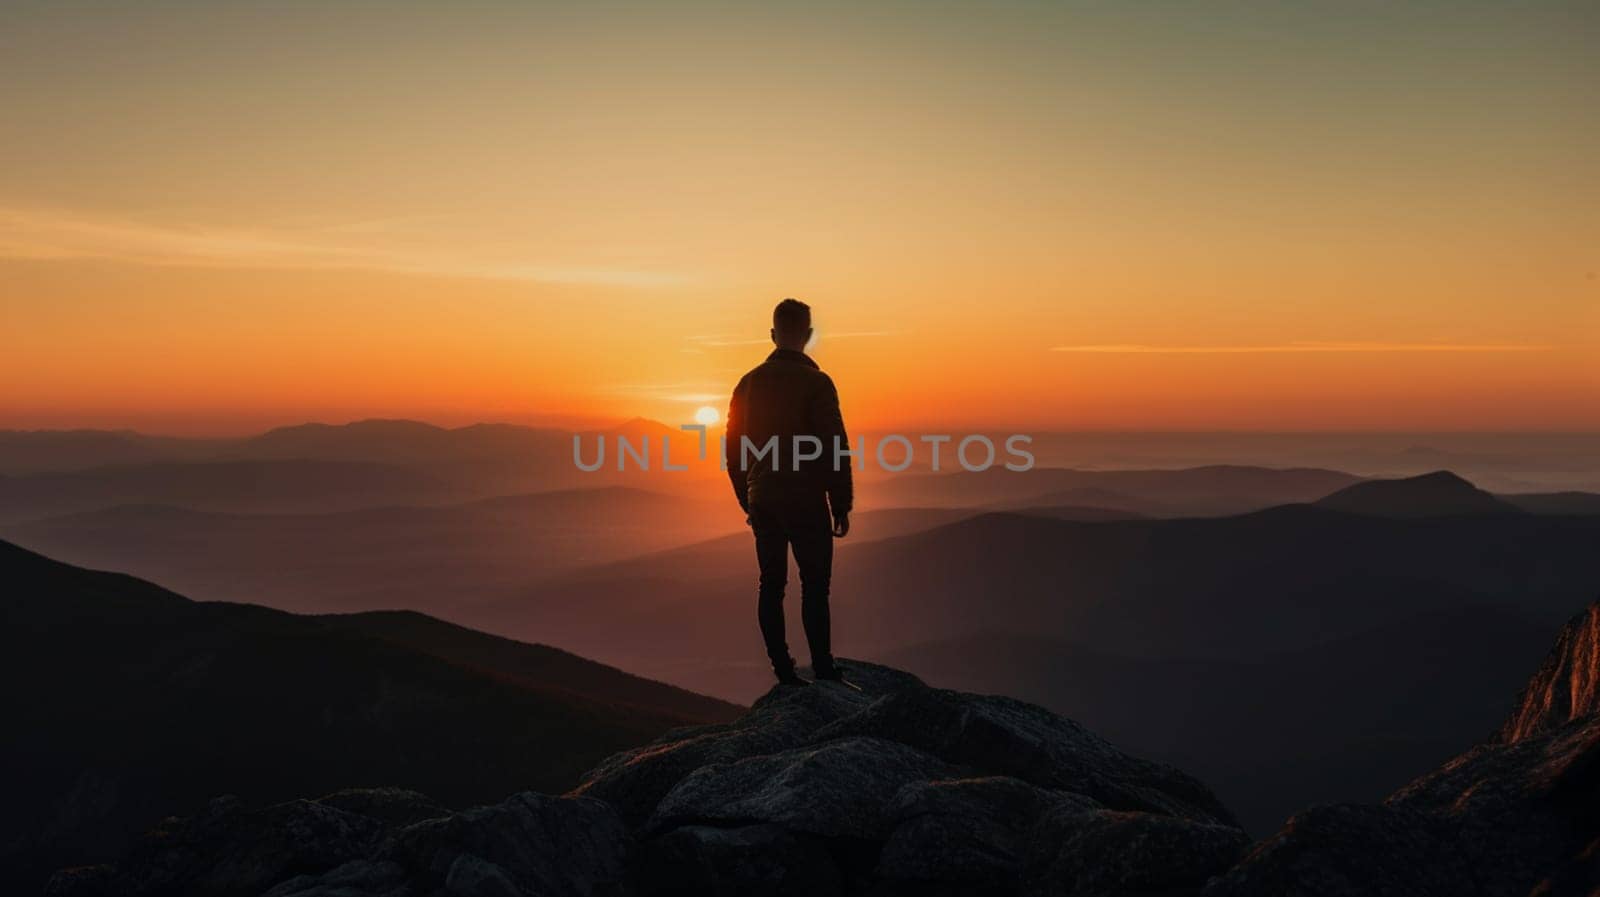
1050 341 1549 354
0 206 688 287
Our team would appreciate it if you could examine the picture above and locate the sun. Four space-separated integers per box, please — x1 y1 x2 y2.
694 405 720 426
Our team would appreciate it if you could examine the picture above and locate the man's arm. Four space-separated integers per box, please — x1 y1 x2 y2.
811 374 853 521
724 376 750 513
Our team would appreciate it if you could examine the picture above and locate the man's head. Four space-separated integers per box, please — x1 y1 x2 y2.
770 298 813 352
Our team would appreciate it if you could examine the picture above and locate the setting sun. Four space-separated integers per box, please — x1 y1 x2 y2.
694 406 720 427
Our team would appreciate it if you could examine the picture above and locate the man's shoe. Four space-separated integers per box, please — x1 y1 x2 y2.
812 661 845 681
812 662 861 691
775 668 810 687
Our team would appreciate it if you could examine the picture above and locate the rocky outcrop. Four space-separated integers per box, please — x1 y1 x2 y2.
1024 806 1257 897
48 789 629 897
1206 599 1600 897
881 776 1090 887
580 660 1245 895
50 661 1245 896
1499 602 1600 743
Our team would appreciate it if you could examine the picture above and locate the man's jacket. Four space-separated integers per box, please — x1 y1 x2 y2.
724 348 853 515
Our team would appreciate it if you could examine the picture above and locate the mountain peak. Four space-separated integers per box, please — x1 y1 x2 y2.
0 540 739 891
1403 469 1473 486
599 417 679 438
1314 469 1517 518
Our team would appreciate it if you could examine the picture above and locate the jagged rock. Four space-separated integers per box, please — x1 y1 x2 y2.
1499 602 1600 742
314 788 449 828
41 865 118 897
877 777 1095 888
45 789 626 897
1024 806 1248 896
635 824 842 897
804 684 1236 826
1536 838 1600 897
574 666 917 827
264 860 409 897
388 792 629 897
42 793 435 897
1209 599 1600 897
650 737 961 840
577 662 1234 830
1200 804 1478 897
575 661 1244 895
1386 715 1600 897
47 796 385 897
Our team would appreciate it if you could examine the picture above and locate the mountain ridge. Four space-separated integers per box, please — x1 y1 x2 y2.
0 541 738 892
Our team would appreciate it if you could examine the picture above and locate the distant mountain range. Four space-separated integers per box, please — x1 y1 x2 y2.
3 486 738 612
0 419 581 475
0 458 458 524
10 424 1600 490
0 540 739 892
872 464 1365 516
6 419 1598 524
487 482 1600 689
459 473 1600 830
1 498 987 620
5 434 1600 844
0 418 717 518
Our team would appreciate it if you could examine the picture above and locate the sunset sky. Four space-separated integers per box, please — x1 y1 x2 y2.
2 1 1595 434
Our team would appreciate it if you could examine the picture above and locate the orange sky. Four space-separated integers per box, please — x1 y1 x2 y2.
2 2 1595 435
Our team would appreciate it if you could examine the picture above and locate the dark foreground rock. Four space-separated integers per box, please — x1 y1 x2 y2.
49 661 1245 896
63 619 1600 897
48 789 628 897
1206 599 1600 897
581 660 1245 895
48 615 1600 897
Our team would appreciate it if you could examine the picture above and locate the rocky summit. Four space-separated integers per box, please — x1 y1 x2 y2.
48 661 1249 897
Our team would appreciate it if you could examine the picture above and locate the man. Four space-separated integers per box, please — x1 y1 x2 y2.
724 298 852 686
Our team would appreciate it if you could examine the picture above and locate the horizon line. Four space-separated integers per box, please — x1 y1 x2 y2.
3 415 1599 441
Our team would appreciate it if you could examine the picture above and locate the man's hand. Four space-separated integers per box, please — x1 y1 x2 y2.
832 511 850 538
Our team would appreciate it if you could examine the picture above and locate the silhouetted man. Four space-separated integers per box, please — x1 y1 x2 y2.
725 298 852 686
